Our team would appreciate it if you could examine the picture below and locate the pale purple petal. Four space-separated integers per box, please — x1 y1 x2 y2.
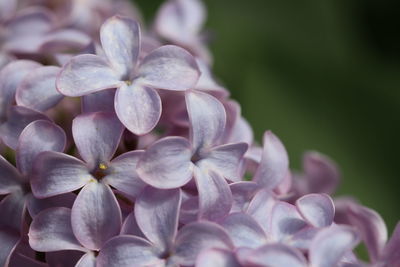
0 155 22 195
16 66 63 111
135 187 181 251
186 90 226 152
0 228 20 267
26 192 75 217
303 151 340 194
309 225 360 267
347 204 388 262
0 60 41 120
39 29 91 53
194 166 232 221
253 131 289 189
230 181 259 212
381 222 400 265
103 151 146 198
296 193 335 228
114 83 161 135
195 58 229 98
237 244 307 267
229 117 254 145
270 201 308 241
81 89 116 113
221 212 267 248
17 120 66 175
195 248 240 267
289 226 320 251
56 54 121 97
246 188 276 233
174 221 234 266
0 106 50 149
71 182 122 250
137 137 193 189
137 45 200 90
75 253 96 267
72 112 124 168
28 207 86 252
0 191 26 230
120 212 145 238
199 142 248 182
97 236 162 267
31 151 91 198
100 16 140 78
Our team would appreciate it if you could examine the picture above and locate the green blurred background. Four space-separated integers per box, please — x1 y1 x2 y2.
136 0 400 233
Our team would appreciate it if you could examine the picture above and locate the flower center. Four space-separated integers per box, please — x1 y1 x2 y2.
125 80 132 86
92 163 108 180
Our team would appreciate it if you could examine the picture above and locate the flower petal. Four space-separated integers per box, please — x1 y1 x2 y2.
196 248 240 267
174 221 234 266
0 228 20 267
135 187 181 252
199 142 248 182
309 225 360 267
72 112 124 168
296 193 335 228
229 181 259 212
17 120 66 175
97 236 162 267
381 222 400 266
100 16 140 78
31 151 91 198
194 166 232 221
185 90 226 152
81 89 116 113
75 253 96 267
26 192 75 217
71 182 122 250
28 207 85 252
347 204 388 262
0 192 26 230
56 54 121 97
16 66 63 111
137 137 193 189
0 106 50 149
0 60 41 121
114 83 161 135
245 188 276 233
221 212 267 248
253 131 289 189
0 155 22 195
137 45 199 91
103 151 146 198
237 243 307 267
120 212 145 238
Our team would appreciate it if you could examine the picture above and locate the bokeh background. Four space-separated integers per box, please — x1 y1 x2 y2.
136 0 400 234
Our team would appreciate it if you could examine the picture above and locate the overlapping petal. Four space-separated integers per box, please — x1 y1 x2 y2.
196 248 240 267
0 155 22 195
296 193 335 228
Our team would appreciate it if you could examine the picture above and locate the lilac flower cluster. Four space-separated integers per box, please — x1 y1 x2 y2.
0 0 398 266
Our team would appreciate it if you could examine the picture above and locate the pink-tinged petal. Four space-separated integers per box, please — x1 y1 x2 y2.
56 54 121 97
100 16 140 78
97 236 162 267
200 142 248 182
253 131 289 189
75 252 96 267
0 155 22 195
196 248 240 267
0 228 20 267
194 167 232 221
174 221 234 266
270 201 308 241
103 151 146 198
229 117 254 145
0 106 50 149
246 189 276 233
0 191 26 230
26 192 75 217
221 212 267 248
82 89 116 113
135 187 181 251
309 225 360 267
381 222 400 265
296 193 335 228
31 151 91 198
137 45 200 91
71 182 122 250
120 212 145 238
0 60 41 120
230 181 259 212
347 205 387 262
17 120 66 175
114 83 161 135
288 226 320 251
137 137 193 189
237 243 307 267
16 66 63 111
28 207 86 252
155 0 205 45
303 151 340 194
186 90 226 152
